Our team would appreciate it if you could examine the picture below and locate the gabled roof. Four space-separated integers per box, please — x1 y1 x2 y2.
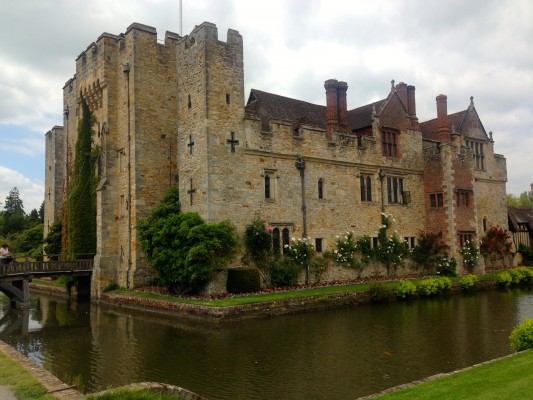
508 206 533 233
419 110 466 141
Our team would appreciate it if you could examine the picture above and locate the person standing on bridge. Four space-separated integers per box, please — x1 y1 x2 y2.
0 244 11 265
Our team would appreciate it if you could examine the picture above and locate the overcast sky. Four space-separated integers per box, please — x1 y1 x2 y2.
0 0 531 212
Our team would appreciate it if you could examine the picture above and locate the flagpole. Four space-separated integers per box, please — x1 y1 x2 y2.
179 0 182 36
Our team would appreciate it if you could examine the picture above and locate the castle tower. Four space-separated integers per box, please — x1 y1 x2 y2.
43 126 65 239
56 23 180 296
176 22 245 223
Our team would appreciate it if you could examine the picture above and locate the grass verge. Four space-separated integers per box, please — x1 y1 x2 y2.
108 271 509 307
373 350 533 399
87 388 183 400
0 351 54 400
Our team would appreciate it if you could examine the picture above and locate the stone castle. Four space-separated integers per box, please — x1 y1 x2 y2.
44 22 507 296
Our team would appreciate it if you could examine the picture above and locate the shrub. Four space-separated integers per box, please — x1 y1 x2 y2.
459 274 478 291
285 237 315 267
396 280 417 300
460 240 479 271
271 258 300 287
226 268 261 294
510 319 533 351
412 231 449 271
497 271 512 288
369 282 391 302
417 279 439 297
509 267 533 285
375 213 409 276
311 255 330 281
436 256 457 277
435 276 452 293
138 190 238 294
480 226 512 257
331 231 362 269
244 218 273 269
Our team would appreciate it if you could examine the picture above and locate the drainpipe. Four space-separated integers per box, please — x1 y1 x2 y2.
123 63 132 289
379 169 386 213
295 157 309 284
63 106 69 262
63 106 69 188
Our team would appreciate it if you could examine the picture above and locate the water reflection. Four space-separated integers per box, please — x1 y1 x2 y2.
0 289 532 400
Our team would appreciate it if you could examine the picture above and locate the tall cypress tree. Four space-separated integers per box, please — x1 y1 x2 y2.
66 94 97 259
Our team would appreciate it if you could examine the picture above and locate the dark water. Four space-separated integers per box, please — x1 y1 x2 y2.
1 289 532 400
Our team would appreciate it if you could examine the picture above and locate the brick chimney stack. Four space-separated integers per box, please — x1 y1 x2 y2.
325 79 339 141
337 81 348 128
407 85 416 117
395 82 408 111
436 94 451 141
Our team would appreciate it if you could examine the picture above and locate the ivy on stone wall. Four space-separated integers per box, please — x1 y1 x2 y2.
65 94 98 260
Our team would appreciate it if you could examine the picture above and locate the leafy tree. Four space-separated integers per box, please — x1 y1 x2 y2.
27 209 40 227
44 220 62 260
38 201 44 223
138 187 238 294
10 224 43 255
507 192 533 208
65 94 98 259
3 187 26 234
3 187 24 216
3 213 26 235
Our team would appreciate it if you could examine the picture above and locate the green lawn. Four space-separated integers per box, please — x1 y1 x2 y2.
108 272 506 307
87 388 184 400
110 280 387 306
0 351 54 400
374 350 533 399
0 350 182 400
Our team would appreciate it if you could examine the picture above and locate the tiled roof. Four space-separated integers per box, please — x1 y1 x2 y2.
508 206 533 233
419 110 466 141
347 100 385 131
245 89 381 132
245 89 326 130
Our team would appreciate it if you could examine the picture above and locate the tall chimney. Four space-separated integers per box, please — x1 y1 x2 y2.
407 85 416 117
325 79 339 141
395 82 408 111
436 94 451 141
337 81 348 128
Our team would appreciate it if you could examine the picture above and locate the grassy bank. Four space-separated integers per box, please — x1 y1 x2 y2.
372 350 533 399
0 350 54 400
107 271 505 307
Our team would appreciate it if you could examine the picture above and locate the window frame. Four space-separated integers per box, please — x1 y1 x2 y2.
466 139 486 171
429 192 444 208
360 175 373 202
381 127 400 158
387 176 405 204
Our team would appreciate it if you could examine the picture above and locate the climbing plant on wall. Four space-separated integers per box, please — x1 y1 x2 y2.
65 94 98 260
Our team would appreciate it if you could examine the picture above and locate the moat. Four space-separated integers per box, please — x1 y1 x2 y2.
1 289 532 400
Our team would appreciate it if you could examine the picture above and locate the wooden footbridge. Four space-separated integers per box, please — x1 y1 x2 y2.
0 259 93 308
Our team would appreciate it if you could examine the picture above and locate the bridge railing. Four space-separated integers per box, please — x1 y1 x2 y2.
0 259 94 276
